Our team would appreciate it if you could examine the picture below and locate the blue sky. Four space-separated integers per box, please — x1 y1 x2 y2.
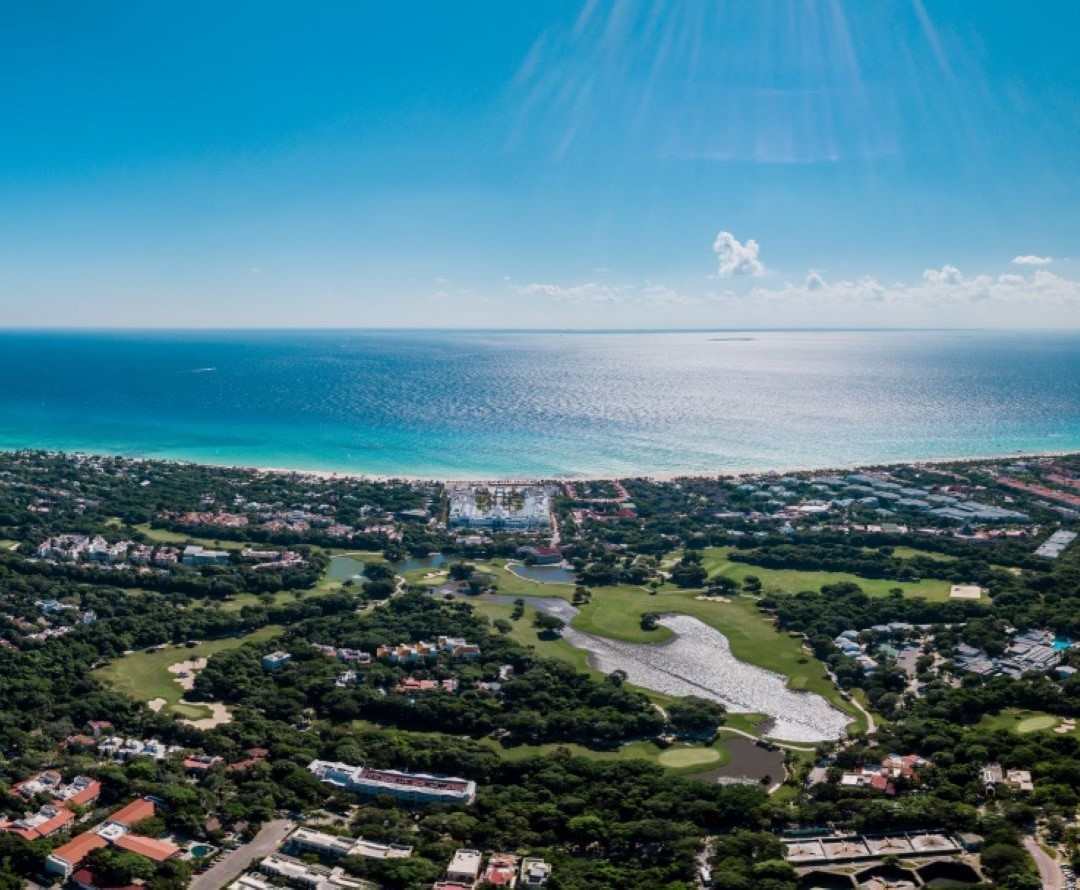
2 1 1079 328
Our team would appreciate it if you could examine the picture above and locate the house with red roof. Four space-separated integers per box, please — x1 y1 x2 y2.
46 831 109 876
11 771 101 807
482 853 519 887
0 804 75 841
71 869 141 890
44 798 180 877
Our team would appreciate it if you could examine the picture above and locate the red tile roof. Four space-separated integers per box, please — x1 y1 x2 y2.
67 779 102 807
50 831 109 866
107 798 155 826
72 869 140 890
113 833 180 862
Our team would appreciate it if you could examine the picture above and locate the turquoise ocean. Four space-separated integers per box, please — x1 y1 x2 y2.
1 329 1079 478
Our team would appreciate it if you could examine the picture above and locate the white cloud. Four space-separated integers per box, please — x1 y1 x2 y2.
517 280 699 306
921 264 964 285
712 231 766 277
249 266 262 273
1012 255 1053 266
640 283 700 305
740 264 1080 313
517 282 624 302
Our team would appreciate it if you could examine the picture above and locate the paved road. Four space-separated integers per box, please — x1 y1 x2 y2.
190 818 295 890
1024 837 1064 890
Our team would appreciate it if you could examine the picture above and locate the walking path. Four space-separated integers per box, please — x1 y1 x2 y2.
717 725 816 752
190 818 295 890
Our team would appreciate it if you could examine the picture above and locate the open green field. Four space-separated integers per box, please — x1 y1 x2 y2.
694 547 953 600
95 625 282 719
657 746 723 768
133 522 251 550
402 559 572 598
979 708 1077 736
889 545 956 562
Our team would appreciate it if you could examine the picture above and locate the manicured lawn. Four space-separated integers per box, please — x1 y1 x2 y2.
980 708 1075 736
1018 714 1059 732
694 547 953 600
466 599 587 666
133 522 250 550
657 747 723 768
196 589 318 613
405 559 574 599
889 545 956 562
95 625 282 718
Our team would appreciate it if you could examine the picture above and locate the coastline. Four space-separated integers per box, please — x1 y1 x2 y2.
15 446 1079 485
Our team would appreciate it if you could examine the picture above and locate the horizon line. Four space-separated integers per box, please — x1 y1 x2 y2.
0 325 1073 334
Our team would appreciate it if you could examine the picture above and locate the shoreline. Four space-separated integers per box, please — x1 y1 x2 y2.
8 445 1079 485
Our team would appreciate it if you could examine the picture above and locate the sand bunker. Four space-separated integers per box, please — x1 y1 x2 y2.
167 657 208 691
181 702 232 730
164 656 231 727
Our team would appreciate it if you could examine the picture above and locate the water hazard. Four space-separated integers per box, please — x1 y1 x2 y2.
562 613 849 743
470 593 849 743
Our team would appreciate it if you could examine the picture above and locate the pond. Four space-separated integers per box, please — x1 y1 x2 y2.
560 614 850 743
328 552 448 582
689 736 785 785
397 553 447 574
327 555 370 581
483 593 581 622
506 561 578 585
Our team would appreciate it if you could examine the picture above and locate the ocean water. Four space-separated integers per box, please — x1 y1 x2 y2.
0 329 1079 478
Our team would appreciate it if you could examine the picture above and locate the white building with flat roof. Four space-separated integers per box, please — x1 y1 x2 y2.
445 848 483 884
307 760 476 805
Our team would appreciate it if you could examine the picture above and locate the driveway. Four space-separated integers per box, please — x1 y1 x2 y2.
190 818 295 890
1024 837 1064 890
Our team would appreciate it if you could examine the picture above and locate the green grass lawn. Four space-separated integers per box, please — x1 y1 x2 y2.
404 559 574 599
95 625 282 719
694 546 953 600
657 746 723 768
888 545 956 562
133 522 252 550
979 708 1077 736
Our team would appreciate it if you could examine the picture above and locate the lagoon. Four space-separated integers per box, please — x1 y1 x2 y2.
495 594 849 743
561 614 849 743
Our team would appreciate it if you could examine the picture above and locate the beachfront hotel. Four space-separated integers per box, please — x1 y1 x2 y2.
447 484 552 531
